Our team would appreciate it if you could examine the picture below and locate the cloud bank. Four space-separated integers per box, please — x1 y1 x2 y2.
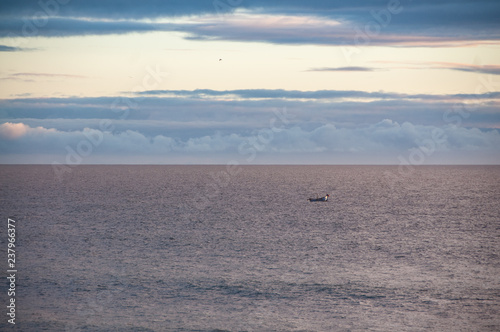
1 88 499 164
1 120 499 165
1 1 499 47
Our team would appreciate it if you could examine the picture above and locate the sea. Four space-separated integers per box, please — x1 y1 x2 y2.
0 165 499 331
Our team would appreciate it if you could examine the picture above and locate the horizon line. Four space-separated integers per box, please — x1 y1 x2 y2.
1 163 499 166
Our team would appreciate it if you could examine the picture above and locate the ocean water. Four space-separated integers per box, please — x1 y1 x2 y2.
0 165 499 331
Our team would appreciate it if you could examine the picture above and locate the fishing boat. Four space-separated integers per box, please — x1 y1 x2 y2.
308 194 329 202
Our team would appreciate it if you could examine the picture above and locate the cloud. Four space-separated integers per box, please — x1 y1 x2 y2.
1 121 499 164
0 0 220 19
138 88 387 99
0 122 29 139
435 63 500 76
307 63 500 75
374 61 500 75
148 5 498 48
0 44 32 51
2 90 499 135
135 88 500 102
0 121 55 139
307 66 378 72
0 1 498 46
3 72 89 82
0 17 165 37
11 72 87 78
2 0 498 24
177 13 499 47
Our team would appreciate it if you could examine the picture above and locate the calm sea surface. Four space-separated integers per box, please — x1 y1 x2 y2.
0 165 499 331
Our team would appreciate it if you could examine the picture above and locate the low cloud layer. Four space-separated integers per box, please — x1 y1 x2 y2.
1 119 499 164
1 89 499 164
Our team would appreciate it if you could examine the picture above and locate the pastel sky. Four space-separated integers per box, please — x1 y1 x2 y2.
1 0 499 164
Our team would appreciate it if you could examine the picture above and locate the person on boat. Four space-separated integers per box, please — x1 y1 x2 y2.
309 194 330 201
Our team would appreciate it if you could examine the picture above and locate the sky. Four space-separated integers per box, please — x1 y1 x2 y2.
0 0 499 165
